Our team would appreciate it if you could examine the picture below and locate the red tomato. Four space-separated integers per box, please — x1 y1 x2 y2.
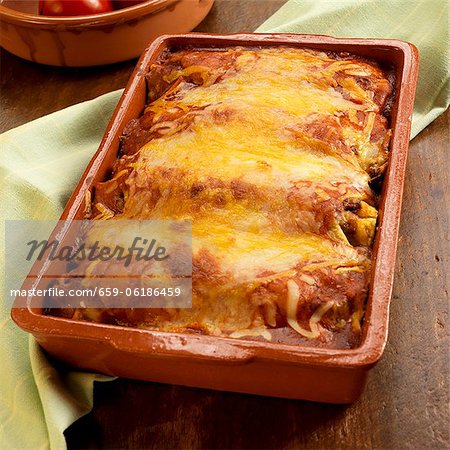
40 0 113 16
112 0 144 9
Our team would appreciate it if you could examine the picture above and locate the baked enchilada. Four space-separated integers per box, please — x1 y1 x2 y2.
52 46 394 349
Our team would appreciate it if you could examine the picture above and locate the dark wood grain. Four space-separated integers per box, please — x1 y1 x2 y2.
195 0 287 34
0 49 134 133
1 0 449 448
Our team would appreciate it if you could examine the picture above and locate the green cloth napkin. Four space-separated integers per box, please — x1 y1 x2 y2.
1 0 449 448
0 91 121 450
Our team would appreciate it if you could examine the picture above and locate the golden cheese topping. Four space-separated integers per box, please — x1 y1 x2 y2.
58 46 394 349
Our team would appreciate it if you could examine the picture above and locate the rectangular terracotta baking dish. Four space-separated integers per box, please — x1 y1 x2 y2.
11 33 419 403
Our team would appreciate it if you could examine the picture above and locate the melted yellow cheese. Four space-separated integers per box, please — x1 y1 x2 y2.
85 47 392 343
192 221 367 283
134 118 370 189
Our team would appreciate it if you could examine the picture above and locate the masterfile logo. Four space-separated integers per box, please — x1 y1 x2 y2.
5 219 193 309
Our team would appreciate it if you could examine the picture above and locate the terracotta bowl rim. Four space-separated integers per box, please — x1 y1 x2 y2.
0 0 177 27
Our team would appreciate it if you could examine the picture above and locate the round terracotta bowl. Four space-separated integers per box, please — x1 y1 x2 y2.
0 0 214 66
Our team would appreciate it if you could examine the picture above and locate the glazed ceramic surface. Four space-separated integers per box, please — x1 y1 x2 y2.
11 33 419 402
0 0 214 66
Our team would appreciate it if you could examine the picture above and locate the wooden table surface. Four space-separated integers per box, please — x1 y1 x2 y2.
1 1 449 449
